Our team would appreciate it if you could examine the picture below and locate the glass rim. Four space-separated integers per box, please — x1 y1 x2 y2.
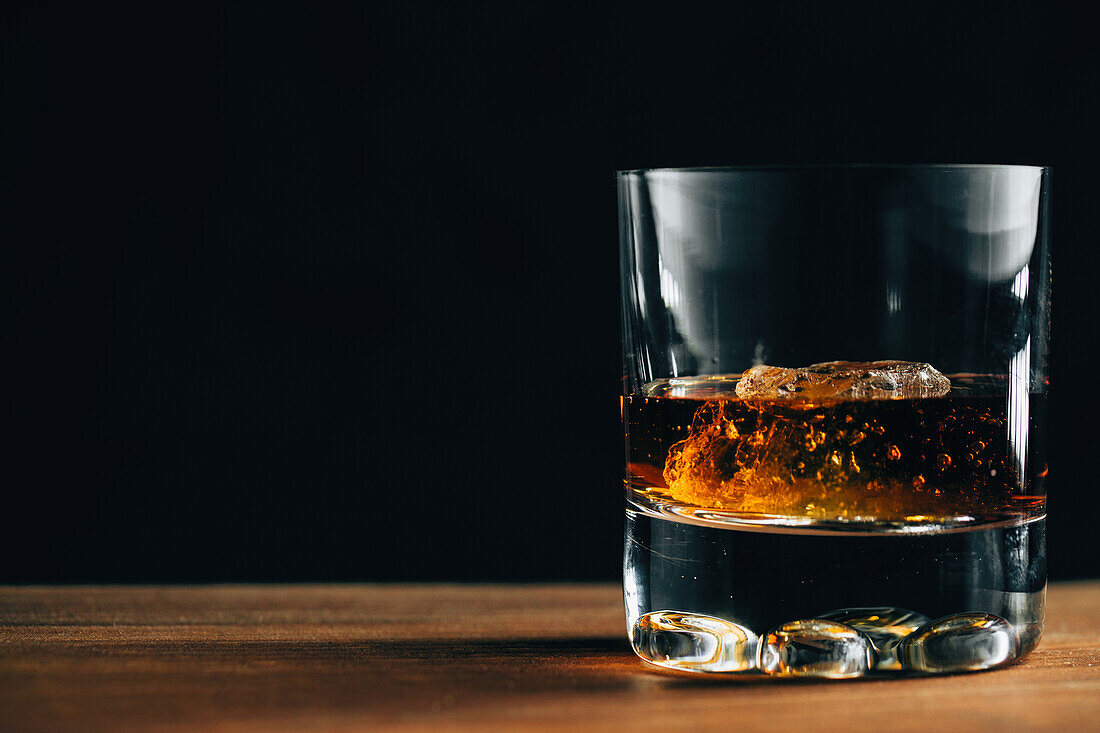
616 163 1050 177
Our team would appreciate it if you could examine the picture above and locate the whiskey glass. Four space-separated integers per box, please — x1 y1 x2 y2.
619 165 1050 677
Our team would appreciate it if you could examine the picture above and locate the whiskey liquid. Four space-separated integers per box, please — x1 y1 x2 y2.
624 374 1046 529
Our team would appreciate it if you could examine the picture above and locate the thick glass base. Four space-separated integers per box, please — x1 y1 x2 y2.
624 501 1046 677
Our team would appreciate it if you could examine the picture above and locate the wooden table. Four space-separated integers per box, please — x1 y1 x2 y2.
1 583 1098 731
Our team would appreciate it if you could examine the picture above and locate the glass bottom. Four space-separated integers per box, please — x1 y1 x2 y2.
624 499 1046 677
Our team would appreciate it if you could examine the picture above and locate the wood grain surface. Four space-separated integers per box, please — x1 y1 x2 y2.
1 582 1098 732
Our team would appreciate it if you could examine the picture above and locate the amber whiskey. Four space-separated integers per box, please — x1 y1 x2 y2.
624 372 1046 528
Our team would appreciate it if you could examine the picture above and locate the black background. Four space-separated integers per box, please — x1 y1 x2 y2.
1 2 1095 582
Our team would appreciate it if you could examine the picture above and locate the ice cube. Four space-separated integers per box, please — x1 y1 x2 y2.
631 611 757 672
899 612 1019 674
819 607 931 671
735 361 951 402
758 619 874 678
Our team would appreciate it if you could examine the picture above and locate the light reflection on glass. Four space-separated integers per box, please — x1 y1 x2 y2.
1007 264 1031 488
886 284 902 315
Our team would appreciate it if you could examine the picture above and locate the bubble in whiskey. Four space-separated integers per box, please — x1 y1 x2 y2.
758 619 874 678
899 613 1019 674
818 607 931 671
631 611 757 673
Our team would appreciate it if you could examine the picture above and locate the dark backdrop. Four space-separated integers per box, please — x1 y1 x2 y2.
1 2 1095 582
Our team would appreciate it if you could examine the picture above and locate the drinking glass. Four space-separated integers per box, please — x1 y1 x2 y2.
619 165 1050 677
